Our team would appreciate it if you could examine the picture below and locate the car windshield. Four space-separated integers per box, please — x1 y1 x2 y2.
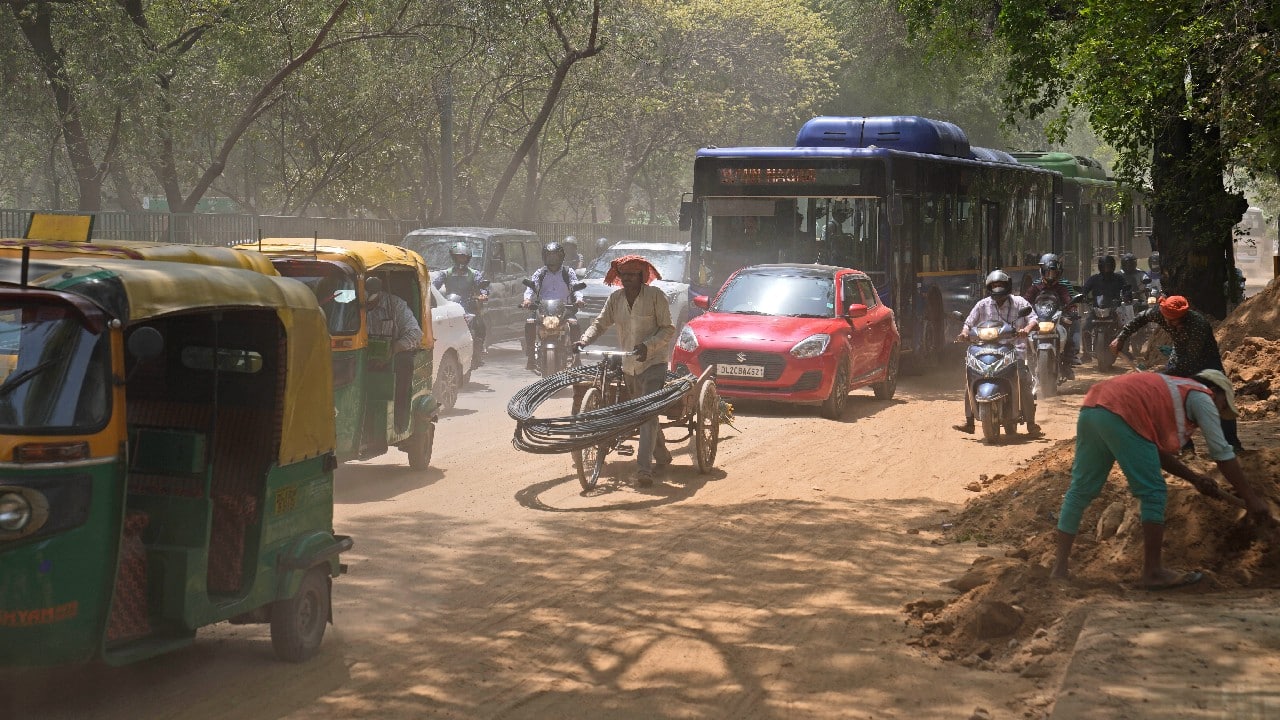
712 273 835 317
582 248 687 281
403 237 485 270
0 300 111 431
271 259 360 335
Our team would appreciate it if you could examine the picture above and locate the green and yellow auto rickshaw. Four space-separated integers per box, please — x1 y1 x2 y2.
0 255 349 667
255 239 438 469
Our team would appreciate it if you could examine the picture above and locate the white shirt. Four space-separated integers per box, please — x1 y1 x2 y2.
963 295 1034 353
524 266 583 304
367 293 423 354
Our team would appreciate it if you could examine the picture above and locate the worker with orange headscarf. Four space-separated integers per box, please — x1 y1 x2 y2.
1112 295 1242 450
574 255 676 487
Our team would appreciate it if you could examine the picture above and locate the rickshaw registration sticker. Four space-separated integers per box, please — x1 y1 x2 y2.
274 485 298 514
716 364 764 378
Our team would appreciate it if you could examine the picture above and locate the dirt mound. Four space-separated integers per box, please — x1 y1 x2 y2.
906 291 1280 677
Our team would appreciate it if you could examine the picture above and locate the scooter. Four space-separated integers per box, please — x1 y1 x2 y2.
1028 292 1083 399
522 278 588 376
446 277 490 368
1086 293 1123 371
956 308 1037 445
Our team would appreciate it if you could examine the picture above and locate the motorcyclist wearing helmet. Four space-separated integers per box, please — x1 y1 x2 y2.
1080 255 1132 361
594 237 612 262
432 241 490 362
953 270 1040 435
1119 253 1148 298
522 241 585 370
1025 252 1080 378
562 236 584 270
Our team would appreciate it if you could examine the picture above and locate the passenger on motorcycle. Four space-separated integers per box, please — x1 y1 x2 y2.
433 242 490 362
1080 255 1133 360
1024 253 1080 379
1120 253 1149 300
523 241 585 371
953 270 1040 435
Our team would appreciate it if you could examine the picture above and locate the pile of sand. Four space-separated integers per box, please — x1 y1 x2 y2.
905 284 1280 676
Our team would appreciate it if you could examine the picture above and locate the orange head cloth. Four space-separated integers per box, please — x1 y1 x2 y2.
604 254 662 286
1159 295 1189 320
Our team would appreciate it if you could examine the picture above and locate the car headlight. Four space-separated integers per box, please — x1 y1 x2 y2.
1038 321 1056 333
976 327 1000 342
677 325 698 352
0 492 32 531
790 334 831 358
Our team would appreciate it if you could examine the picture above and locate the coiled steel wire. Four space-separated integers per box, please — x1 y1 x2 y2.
508 362 694 454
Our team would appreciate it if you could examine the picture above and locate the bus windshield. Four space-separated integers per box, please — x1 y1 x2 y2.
0 301 111 431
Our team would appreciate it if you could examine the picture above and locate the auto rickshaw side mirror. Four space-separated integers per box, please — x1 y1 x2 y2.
127 327 164 362
522 279 536 291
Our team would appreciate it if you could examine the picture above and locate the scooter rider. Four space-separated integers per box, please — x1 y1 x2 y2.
1120 252 1148 300
1080 255 1132 360
1025 253 1080 379
953 270 1040 435
522 241 585 371
433 242 489 363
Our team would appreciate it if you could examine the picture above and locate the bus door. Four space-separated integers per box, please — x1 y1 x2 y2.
980 200 1001 274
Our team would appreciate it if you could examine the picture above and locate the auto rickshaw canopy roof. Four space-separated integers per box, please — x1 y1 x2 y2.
0 238 280 276
255 238 428 274
0 257 334 465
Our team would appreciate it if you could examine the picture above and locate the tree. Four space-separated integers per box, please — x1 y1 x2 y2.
899 0 1280 317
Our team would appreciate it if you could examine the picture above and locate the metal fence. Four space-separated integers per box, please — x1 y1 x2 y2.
0 209 684 250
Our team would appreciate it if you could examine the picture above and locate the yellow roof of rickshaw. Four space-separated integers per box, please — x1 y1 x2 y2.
0 238 280 276
2 257 335 464
255 238 429 272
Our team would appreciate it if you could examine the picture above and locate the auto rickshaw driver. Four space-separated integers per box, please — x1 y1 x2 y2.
365 275 423 432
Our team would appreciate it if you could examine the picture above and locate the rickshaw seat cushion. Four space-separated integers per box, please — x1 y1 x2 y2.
106 510 152 643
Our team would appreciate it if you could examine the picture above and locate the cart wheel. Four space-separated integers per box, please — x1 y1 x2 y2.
572 387 607 490
270 567 330 662
695 380 720 473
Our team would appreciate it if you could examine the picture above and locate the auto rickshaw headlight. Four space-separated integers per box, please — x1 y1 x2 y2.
0 492 32 531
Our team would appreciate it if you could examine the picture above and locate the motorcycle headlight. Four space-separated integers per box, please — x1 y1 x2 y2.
0 492 32 531
976 327 1000 342
1038 321 1056 333
677 325 698 352
1147 297 1158 305
790 334 831 358
542 316 560 331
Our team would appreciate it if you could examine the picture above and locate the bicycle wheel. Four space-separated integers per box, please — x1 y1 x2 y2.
572 387 607 490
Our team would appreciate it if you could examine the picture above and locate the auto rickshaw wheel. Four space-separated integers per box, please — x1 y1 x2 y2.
270 567 330 662
407 421 436 470
695 380 720 473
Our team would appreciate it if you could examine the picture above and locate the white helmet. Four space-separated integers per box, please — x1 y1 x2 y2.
985 269 1012 296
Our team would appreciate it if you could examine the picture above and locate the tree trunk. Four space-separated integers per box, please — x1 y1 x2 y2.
1149 114 1245 319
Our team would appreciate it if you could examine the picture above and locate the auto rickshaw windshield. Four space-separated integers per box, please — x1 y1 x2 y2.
272 259 360 335
0 300 110 431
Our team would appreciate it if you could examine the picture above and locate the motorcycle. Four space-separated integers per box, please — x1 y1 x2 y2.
522 278 588 376
1028 293 1082 399
956 308 1037 445
1126 276 1161 358
1086 293 1124 372
445 278 490 368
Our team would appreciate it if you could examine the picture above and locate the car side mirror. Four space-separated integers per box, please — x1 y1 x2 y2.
692 295 709 310
522 279 536 291
846 303 868 319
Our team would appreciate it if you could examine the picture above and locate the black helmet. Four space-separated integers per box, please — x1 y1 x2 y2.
1148 250 1161 272
449 242 472 264
542 241 565 267
985 269 1012 296
1120 253 1137 272
1097 255 1115 273
1039 253 1062 283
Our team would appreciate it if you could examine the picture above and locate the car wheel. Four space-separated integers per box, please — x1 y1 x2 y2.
872 344 899 400
435 351 462 411
820 358 850 419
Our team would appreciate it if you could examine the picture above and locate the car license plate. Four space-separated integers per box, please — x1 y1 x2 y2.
717 363 764 378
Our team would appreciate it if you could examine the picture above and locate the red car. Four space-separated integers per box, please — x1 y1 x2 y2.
670 264 900 418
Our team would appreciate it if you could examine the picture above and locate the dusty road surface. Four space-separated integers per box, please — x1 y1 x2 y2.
5 346 1103 719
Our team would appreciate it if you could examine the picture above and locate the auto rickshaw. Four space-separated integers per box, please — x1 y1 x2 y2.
0 237 281 276
0 255 349 666
254 239 438 468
